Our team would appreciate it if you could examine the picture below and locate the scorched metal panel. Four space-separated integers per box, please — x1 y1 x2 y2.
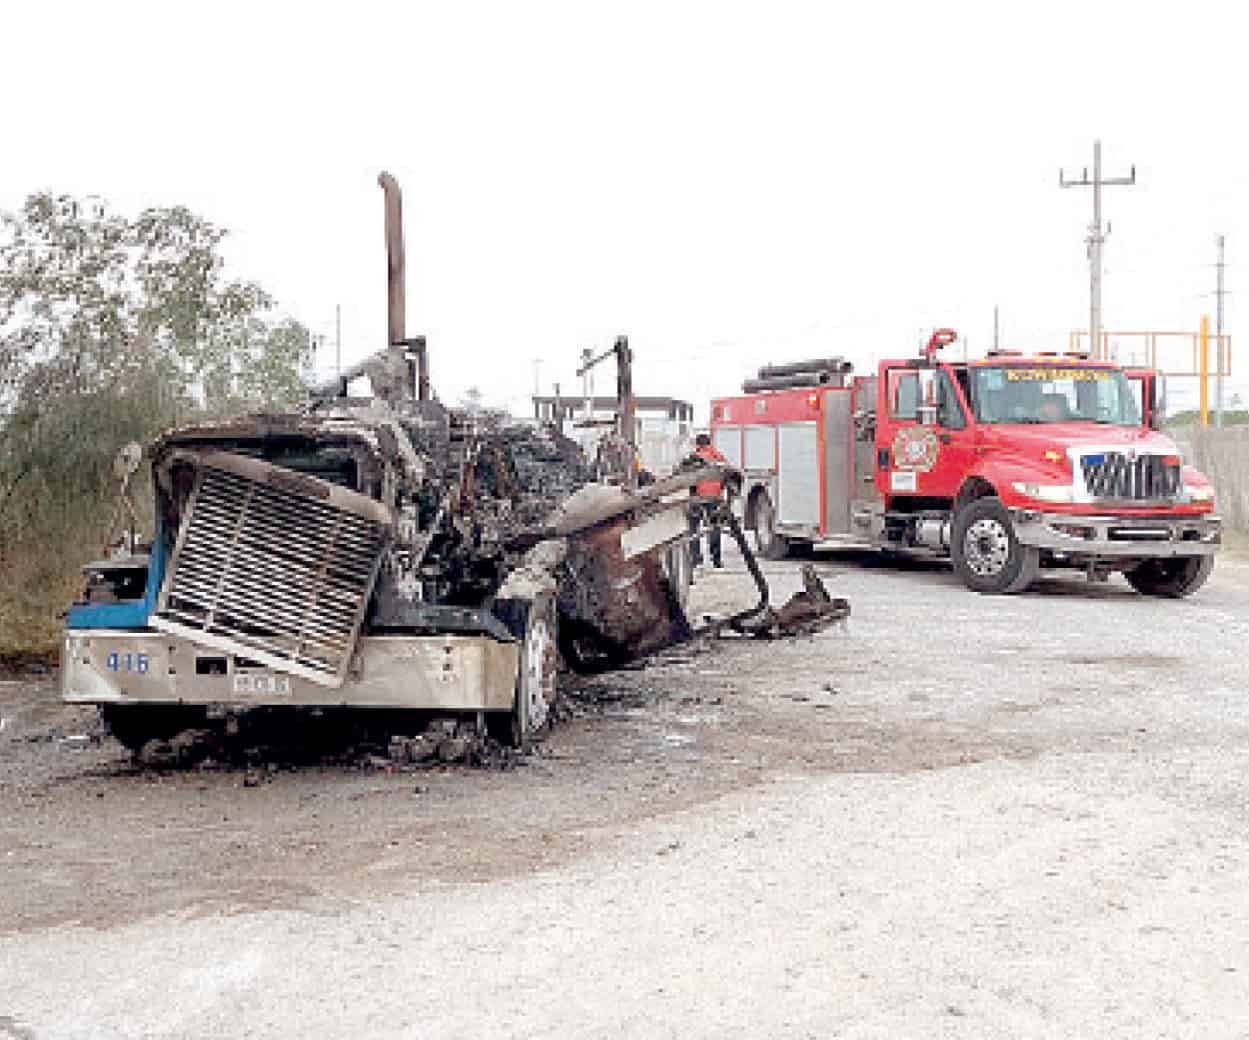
151 452 393 688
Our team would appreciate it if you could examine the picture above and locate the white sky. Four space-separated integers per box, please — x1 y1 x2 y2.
3 0 1245 418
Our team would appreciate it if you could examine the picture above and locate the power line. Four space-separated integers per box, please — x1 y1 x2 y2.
1060 139 1137 358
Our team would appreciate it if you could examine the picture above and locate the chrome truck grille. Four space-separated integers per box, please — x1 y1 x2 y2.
152 452 392 687
1079 451 1181 502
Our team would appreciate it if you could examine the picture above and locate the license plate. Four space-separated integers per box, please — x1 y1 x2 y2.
232 673 292 697
890 470 918 492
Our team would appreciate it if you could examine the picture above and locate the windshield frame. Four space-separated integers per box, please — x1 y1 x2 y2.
968 364 1142 427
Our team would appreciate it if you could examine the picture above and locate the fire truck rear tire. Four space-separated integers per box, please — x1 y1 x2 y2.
1125 555 1214 598
950 496 1040 595
752 491 790 561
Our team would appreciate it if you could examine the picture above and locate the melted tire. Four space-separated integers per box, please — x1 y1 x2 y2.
100 704 207 753
1125 555 1214 598
950 496 1039 595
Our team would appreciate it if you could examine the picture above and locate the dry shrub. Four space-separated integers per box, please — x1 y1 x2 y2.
0 548 87 658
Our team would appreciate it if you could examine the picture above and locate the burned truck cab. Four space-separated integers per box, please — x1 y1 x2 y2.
62 397 576 748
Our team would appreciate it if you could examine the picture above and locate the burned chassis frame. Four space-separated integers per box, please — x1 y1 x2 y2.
63 462 838 721
62 461 721 710
547 465 848 646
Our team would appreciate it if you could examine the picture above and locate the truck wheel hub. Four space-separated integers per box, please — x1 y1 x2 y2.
964 518 1010 576
524 617 553 730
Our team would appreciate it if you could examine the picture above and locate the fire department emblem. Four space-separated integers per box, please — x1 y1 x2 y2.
892 426 940 472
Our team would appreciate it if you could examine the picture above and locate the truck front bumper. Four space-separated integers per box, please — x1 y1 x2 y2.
1010 510 1221 558
62 631 520 711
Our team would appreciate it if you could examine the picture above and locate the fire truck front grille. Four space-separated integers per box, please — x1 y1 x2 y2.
152 454 391 687
1080 452 1181 502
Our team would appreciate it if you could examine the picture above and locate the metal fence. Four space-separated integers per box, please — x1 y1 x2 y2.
1174 427 1249 533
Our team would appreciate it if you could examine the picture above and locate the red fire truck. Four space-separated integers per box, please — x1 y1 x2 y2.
710 330 1220 595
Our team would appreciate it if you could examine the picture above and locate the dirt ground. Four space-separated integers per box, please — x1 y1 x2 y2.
3 546 1249 1038
0 562 975 935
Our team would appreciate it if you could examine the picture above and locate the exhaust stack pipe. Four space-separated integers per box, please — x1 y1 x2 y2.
378 171 405 347
377 171 429 400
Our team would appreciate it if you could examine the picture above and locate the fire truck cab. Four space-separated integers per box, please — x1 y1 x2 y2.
710 331 1220 596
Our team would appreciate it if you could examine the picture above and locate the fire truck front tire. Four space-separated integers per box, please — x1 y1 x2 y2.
751 490 790 561
950 496 1040 595
1125 555 1214 598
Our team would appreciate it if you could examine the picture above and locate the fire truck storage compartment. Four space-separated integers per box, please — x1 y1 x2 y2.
822 390 853 535
713 426 742 468
744 425 776 471
777 422 820 528
852 376 879 495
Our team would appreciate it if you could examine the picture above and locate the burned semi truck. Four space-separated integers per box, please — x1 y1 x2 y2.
60 174 718 752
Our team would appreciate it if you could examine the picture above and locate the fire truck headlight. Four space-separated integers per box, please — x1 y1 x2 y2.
1185 485 1215 504
1012 481 1074 504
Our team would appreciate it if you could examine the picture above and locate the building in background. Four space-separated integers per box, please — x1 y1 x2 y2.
533 394 694 477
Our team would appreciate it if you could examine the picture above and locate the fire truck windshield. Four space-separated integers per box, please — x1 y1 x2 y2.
970 366 1142 426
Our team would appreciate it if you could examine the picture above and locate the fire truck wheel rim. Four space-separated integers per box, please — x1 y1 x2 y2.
963 518 1011 576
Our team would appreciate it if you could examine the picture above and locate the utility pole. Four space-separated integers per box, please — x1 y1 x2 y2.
615 335 636 489
581 348 593 419
1215 234 1227 428
1060 140 1137 359
576 336 637 488
335 303 342 380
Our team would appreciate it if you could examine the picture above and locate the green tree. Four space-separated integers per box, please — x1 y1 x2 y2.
0 191 312 655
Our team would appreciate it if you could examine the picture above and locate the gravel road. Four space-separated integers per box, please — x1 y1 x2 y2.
3 549 1249 1039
